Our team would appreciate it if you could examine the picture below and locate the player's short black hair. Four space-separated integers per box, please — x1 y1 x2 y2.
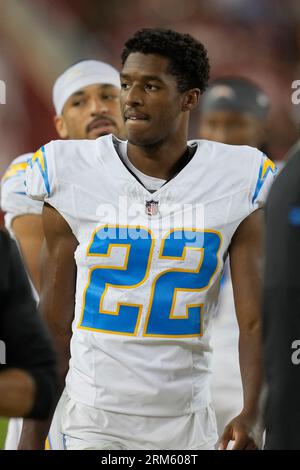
121 28 210 94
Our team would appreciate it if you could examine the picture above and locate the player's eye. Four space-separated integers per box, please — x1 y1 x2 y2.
145 84 159 91
121 83 130 90
102 94 118 101
72 99 85 107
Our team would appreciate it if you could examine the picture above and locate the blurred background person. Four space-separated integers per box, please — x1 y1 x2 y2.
1 59 124 294
196 77 271 439
0 228 57 419
0 59 125 450
263 141 300 450
197 77 269 149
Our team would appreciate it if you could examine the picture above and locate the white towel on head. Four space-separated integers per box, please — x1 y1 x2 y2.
53 60 120 115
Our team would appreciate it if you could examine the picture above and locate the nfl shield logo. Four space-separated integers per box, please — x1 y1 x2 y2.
145 200 159 216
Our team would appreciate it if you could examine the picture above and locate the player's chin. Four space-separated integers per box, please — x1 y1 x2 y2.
126 125 153 146
86 126 115 139
127 134 154 147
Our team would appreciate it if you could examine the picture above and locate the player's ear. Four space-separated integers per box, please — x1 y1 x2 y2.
54 115 69 139
181 89 200 112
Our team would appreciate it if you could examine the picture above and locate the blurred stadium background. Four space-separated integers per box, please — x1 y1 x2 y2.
1 0 300 447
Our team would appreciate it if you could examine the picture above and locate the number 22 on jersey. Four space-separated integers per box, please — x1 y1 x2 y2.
78 225 221 338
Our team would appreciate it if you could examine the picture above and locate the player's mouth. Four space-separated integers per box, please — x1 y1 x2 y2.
124 111 149 122
87 117 116 134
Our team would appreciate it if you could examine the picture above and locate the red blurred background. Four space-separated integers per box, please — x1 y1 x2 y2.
1 0 300 224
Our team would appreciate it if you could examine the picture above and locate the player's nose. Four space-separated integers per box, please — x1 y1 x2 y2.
89 97 109 115
124 84 143 107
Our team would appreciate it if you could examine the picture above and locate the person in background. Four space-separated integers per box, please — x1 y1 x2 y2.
1 59 124 296
263 141 300 449
0 59 125 450
198 77 269 149
197 77 272 439
0 229 57 419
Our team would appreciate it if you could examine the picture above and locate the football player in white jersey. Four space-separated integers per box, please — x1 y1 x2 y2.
24 29 276 450
1 59 124 450
197 78 271 439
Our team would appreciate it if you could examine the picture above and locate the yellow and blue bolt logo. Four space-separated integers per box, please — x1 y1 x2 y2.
2 162 28 182
29 146 50 195
252 157 277 204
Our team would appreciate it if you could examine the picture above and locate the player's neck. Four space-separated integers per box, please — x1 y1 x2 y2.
127 136 189 180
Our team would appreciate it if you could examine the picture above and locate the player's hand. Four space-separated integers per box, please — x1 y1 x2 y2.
218 412 261 450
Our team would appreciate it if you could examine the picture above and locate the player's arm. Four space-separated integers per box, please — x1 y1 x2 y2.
18 203 78 449
219 209 264 450
12 214 44 294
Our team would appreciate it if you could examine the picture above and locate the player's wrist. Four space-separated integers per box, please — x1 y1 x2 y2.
239 406 259 422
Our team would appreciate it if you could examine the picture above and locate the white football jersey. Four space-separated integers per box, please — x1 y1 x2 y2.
1 153 42 234
25 135 276 417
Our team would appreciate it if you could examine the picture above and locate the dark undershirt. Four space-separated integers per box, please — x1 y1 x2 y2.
113 137 197 193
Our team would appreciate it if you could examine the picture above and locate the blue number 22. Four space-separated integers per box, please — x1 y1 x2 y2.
79 226 221 338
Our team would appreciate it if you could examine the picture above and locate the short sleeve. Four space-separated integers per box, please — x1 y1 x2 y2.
250 152 277 211
26 142 55 201
1 154 43 232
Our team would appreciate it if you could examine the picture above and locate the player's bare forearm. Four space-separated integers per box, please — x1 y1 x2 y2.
219 210 264 450
18 419 52 450
18 204 78 449
238 323 263 417
218 326 263 451
230 209 264 416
